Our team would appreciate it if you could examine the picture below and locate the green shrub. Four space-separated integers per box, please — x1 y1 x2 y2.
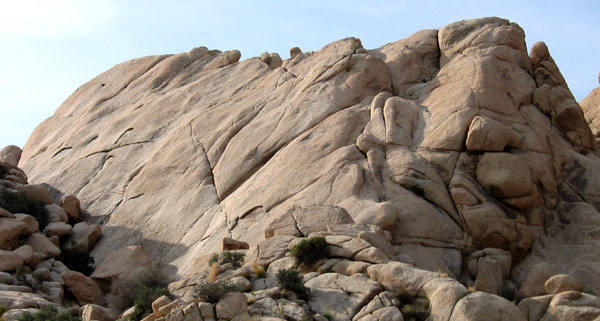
107 266 170 314
290 236 328 266
0 190 49 229
276 268 309 300
209 251 245 268
17 305 81 321
56 248 95 276
125 285 169 321
399 294 430 321
0 304 9 318
193 280 239 303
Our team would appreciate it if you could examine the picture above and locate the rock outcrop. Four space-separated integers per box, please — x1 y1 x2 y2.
3 16 600 321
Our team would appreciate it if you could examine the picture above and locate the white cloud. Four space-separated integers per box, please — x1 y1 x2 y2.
0 0 116 37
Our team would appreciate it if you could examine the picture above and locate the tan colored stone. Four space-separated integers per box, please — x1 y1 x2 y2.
64 221 102 252
0 249 24 271
62 270 103 305
60 195 81 221
0 145 22 167
81 304 116 321
26 233 60 259
14 214 39 235
0 217 28 250
517 263 556 299
152 295 172 316
44 221 72 237
216 292 247 319
450 292 526 320
545 274 583 295
0 207 15 219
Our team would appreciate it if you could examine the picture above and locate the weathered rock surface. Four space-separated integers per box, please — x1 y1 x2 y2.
581 77 600 142
13 16 600 304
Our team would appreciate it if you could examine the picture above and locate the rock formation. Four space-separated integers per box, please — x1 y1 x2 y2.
581 73 600 142
1 16 599 321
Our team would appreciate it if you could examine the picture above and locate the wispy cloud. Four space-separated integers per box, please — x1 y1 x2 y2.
0 0 116 37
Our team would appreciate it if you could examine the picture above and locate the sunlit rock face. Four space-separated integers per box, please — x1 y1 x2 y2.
19 17 600 294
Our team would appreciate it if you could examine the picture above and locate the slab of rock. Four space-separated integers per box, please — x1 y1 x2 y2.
91 245 153 289
540 291 600 321
62 270 103 305
246 235 295 268
305 273 383 321
517 263 556 299
0 290 53 309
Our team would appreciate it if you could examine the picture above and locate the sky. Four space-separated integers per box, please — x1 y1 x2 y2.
0 1 598 149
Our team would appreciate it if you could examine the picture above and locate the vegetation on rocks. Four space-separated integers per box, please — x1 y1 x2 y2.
125 285 169 321
193 280 239 303
110 266 170 314
277 268 309 300
17 306 81 321
399 295 430 321
209 251 245 268
290 236 328 266
0 189 49 229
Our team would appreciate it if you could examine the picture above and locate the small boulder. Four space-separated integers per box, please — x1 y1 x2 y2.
0 249 24 271
64 222 102 252
18 184 52 205
81 304 116 321
45 204 68 223
60 195 81 221
0 217 28 250
450 292 526 321
216 292 247 319
0 145 23 167
14 214 39 235
44 222 72 237
26 233 61 259
545 274 583 294
62 270 103 305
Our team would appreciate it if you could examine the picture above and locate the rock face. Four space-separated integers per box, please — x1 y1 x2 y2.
16 16 600 301
581 75 600 142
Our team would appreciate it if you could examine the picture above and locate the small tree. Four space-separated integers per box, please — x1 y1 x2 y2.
290 236 328 266
209 251 245 268
193 280 239 303
276 268 309 300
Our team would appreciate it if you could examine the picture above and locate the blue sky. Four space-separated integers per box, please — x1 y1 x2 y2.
0 0 598 149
